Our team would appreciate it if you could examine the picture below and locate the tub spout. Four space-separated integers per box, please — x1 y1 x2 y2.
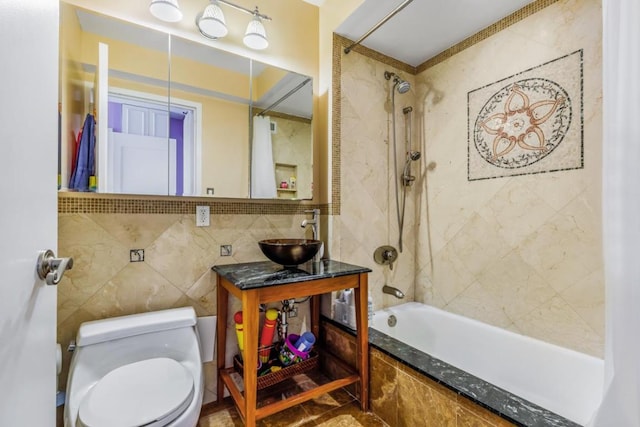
382 285 405 299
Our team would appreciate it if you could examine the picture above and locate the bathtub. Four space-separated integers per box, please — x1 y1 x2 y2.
371 302 604 426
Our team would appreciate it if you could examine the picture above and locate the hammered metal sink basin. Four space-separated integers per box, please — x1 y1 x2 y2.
258 239 322 266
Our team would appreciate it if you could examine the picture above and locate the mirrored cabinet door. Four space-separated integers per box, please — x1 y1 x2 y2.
169 36 251 198
250 62 313 200
60 3 171 196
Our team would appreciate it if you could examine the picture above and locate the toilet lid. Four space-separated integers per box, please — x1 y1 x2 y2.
78 357 194 427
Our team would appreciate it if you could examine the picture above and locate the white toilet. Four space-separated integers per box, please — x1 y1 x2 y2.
64 307 204 427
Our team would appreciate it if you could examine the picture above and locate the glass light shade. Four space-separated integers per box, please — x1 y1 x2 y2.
149 0 183 22
198 3 228 38
243 17 268 50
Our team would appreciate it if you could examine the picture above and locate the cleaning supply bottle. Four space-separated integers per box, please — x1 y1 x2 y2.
259 308 278 363
234 311 244 360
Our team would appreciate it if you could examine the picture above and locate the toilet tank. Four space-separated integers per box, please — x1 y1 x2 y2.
76 307 197 347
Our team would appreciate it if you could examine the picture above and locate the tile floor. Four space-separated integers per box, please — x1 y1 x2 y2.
198 388 388 427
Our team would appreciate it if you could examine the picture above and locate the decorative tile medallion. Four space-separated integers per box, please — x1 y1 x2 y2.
468 49 583 181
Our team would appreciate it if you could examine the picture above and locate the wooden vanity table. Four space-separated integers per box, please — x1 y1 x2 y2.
213 260 371 426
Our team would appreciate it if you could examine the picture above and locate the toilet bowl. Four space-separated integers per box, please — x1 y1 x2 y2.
64 307 204 427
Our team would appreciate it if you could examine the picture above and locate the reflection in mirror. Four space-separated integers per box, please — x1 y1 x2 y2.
59 2 313 200
251 63 313 200
170 36 250 198
60 4 171 195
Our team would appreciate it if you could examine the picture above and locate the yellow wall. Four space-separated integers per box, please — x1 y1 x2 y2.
253 66 288 101
171 89 249 198
59 2 88 189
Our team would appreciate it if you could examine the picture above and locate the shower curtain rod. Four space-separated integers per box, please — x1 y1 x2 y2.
344 0 414 54
258 77 312 117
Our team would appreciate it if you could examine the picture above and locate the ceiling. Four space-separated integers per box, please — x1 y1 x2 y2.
336 0 537 67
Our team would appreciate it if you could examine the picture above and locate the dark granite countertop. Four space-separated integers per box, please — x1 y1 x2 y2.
212 259 371 289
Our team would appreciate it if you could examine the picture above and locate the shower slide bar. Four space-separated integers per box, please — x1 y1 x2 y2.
258 77 312 117
343 0 414 54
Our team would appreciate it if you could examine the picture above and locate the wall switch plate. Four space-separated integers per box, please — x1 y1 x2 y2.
196 205 210 227
220 245 232 256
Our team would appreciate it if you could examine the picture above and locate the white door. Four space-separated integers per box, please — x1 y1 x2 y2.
0 1 59 425
108 131 177 195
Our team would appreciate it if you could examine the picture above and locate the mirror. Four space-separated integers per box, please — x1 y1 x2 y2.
59 3 313 200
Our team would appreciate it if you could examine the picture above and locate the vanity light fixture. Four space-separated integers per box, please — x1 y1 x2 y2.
243 14 268 50
194 0 271 50
149 0 183 23
196 1 228 38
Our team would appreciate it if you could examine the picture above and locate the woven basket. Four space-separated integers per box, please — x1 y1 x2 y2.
233 344 318 390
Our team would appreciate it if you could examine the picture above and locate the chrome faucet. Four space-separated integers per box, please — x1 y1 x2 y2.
301 209 320 240
301 209 323 261
383 285 405 299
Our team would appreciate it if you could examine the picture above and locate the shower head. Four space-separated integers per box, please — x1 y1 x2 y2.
384 71 411 94
408 151 421 161
396 80 411 94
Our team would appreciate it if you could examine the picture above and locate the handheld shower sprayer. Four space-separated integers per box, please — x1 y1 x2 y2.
402 151 421 186
386 70 416 252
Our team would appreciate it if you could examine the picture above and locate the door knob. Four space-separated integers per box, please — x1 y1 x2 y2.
37 249 73 286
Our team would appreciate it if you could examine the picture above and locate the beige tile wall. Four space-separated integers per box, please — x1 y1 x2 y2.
332 44 419 313
413 0 604 356
57 212 314 403
333 0 603 357
271 116 314 200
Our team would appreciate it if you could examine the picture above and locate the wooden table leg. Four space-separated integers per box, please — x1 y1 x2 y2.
354 273 369 411
216 277 229 403
311 295 320 339
242 290 260 426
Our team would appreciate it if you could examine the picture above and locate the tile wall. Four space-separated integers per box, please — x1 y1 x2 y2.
331 41 419 314
413 0 603 357
333 0 604 356
57 210 315 403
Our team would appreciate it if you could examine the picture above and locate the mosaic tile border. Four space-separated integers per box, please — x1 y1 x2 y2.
331 34 343 216
58 193 331 215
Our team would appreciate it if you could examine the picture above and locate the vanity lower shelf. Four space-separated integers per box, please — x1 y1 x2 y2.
219 358 359 420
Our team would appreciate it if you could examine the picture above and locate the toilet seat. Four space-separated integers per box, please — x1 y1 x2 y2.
77 357 194 427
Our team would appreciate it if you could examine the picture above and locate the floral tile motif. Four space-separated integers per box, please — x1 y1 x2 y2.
468 50 583 180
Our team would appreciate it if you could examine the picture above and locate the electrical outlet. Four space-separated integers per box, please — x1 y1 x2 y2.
196 205 210 227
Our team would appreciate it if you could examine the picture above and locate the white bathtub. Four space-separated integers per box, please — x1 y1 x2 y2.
371 302 604 425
